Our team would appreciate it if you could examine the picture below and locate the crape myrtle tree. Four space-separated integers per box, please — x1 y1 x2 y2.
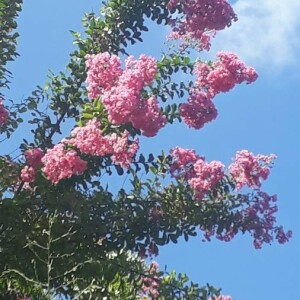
0 0 292 299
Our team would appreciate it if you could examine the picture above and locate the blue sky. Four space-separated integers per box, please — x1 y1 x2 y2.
3 1 300 299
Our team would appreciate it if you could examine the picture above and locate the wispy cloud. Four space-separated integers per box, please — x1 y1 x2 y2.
211 0 300 69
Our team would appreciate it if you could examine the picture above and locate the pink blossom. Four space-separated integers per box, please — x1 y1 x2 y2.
101 55 158 126
85 53 164 136
170 147 224 200
202 191 292 248
111 131 139 168
194 52 258 97
206 68 236 94
0 98 8 127
20 148 44 183
189 158 225 200
167 28 214 51
25 148 44 168
229 150 276 190
214 296 232 300
123 55 158 90
20 166 36 183
102 85 140 124
42 144 87 184
241 192 291 249
180 91 218 129
85 52 122 98
169 147 200 179
216 51 258 85
167 0 237 44
68 119 113 156
275 226 293 245
180 52 257 131
67 119 139 168
86 53 157 101
131 96 167 137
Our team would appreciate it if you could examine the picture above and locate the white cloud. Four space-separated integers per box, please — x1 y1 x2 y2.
211 0 300 69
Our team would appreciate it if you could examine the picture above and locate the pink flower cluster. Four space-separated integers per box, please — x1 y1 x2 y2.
67 118 113 156
124 55 158 89
141 261 160 299
130 96 167 137
180 91 218 129
169 147 199 179
229 150 276 190
189 159 225 199
240 192 292 249
170 147 291 247
180 52 258 129
20 148 44 183
194 52 258 98
66 118 139 169
41 144 87 184
167 0 237 49
203 192 292 249
110 130 139 168
167 0 237 31
86 53 166 137
167 30 213 52
35 119 139 185
214 296 232 300
25 148 44 168
86 52 122 98
0 98 8 127
21 166 36 183
170 147 224 200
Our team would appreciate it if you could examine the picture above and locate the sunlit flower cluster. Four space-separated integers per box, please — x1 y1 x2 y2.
180 52 258 129
130 96 167 137
42 144 87 184
67 118 115 156
194 51 258 98
171 147 291 248
180 90 218 129
170 147 224 200
229 150 276 190
20 166 36 183
86 53 166 137
66 118 139 169
20 148 44 183
167 0 237 50
169 146 199 180
86 52 122 98
25 148 44 168
110 130 139 168
189 158 225 199
171 148 277 199
214 296 232 300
